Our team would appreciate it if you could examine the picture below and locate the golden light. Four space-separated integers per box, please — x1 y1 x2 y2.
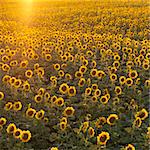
19 0 33 24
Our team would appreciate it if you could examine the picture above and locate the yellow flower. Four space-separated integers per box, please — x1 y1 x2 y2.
26 108 36 118
6 123 16 134
133 117 142 128
34 95 43 103
114 86 122 95
53 63 60 71
60 122 67 131
91 84 98 91
128 70 138 79
37 88 45 95
58 70 65 77
125 144 135 150
0 91 4 101
85 87 92 96
126 78 133 87
13 128 22 139
0 117 7 126
4 102 13 111
35 109 45 120
100 95 109 104
22 82 31 92
90 69 97 77
14 79 22 89
107 114 119 126
45 54 52 61
79 65 87 74
135 108 148 120
25 70 33 78
59 83 69 94
88 127 95 138
110 73 117 82
95 117 106 128
81 121 89 133
63 107 75 117
51 147 58 150
119 76 126 85
68 86 76 97
75 71 83 78
13 101 22 111
97 131 110 145
20 130 31 142
78 78 86 87
94 89 101 97
55 97 64 107
60 117 67 124
20 60 28 68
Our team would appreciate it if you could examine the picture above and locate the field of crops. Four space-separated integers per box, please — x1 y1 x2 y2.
0 0 149 150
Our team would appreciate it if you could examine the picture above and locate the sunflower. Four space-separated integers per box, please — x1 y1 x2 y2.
100 95 109 104
95 117 106 128
25 70 33 78
119 76 126 85
58 70 65 77
60 117 67 124
0 117 7 126
125 144 135 150
65 73 72 80
0 91 4 101
20 130 31 142
22 82 31 92
88 127 95 138
90 69 97 77
91 96 98 103
26 108 36 118
79 65 87 74
37 67 45 77
2 75 11 83
81 121 89 133
4 102 13 111
78 78 86 87
13 128 22 139
14 79 22 89
60 122 67 131
68 86 76 97
126 78 133 87
97 131 110 145
94 89 101 97
107 114 119 126
85 87 92 96
37 88 45 95
59 83 69 95
128 70 138 79
35 109 45 120
114 86 122 95
135 108 148 120
50 95 57 103
110 73 117 82
45 54 52 61
13 101 22 111
91 84 98 91
63 107 75 117
34 95 43 103
133 117 142 128
75 71 83 78
144 79 150 88
53 63 60 71
2 64 10 72
55 97 64 107
20 60 28 68
6 123 16 134
142 62 149 70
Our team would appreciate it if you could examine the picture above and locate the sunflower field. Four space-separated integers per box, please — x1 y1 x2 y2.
0 0 149 150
